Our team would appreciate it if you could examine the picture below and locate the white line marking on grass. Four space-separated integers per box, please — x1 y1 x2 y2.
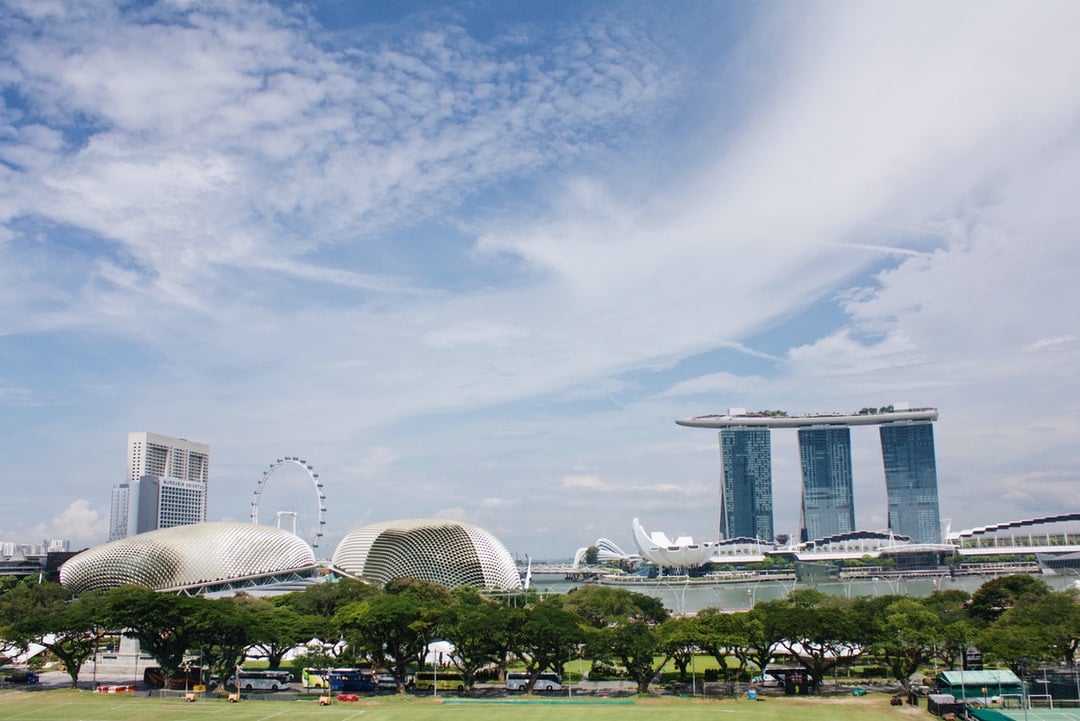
4 702 76 718
254 708 300 721
337 712 367 721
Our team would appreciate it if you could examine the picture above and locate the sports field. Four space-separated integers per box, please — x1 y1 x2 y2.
0 689 923 721
993 709 1080 721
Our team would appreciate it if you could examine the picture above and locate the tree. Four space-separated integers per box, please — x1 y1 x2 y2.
101 586 206 686
693 609 755 689
746 601 792 676
968 575 1050 625
335 579 447 693
871 598 945 690
438 587 510 694
767 594 867 691
512 597 584 693
658 615 702 682
584 546 600 566
977 623 1055 676
191 597 258 687
599 619 665 694
564 585 670 694
979 589 1080 670
562 585 668 627
246 602 326 670
0 582 101 688
1038 590 1080 665
276 577 379 618
941 620 979 671
924 589 972 625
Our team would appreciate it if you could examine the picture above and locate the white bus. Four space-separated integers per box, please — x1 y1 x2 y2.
226 670 292 691
506 671 562 691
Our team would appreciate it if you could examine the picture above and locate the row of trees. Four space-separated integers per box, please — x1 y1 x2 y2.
2 573 1078 695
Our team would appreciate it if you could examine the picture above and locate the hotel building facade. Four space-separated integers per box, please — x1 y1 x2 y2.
677 407 941 544
107 432 210 540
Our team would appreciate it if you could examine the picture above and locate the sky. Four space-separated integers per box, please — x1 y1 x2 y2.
1 0 1079 560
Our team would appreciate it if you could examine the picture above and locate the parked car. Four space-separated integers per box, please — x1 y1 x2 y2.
752 673 782 688
6 670 39 684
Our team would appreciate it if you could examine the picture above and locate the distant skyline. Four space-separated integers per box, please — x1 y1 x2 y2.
2 1 1079 558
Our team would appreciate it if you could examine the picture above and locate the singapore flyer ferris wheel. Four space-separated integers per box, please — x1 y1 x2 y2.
251 456 326 550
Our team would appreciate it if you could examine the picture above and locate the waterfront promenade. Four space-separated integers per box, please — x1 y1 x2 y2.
523 569 1078 615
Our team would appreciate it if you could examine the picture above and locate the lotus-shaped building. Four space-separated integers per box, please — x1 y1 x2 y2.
59 521 318 595
632 517 717 568
331 518 521 590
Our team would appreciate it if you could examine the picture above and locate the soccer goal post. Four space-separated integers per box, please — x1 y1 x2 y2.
1000 694 1025 709
1028 694 1054 709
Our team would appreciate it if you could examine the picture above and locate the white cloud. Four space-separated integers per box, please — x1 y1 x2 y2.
662 372 769 399
38 499 107 549
1024 336 1078 354
344 447 401 480
560 473 607 490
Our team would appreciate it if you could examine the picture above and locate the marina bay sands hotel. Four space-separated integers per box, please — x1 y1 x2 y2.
676 406 941 544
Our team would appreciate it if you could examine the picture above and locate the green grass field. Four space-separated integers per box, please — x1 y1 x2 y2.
0 689 926 721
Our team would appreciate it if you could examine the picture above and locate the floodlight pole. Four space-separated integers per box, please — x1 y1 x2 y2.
1020 659 1029 721
92 627 98 689
568 646 572 698
958 635 967 706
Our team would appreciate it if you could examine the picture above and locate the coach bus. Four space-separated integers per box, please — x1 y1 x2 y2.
226 669 292 691
327 668 378 693
413 670 464 692
506 671 562 691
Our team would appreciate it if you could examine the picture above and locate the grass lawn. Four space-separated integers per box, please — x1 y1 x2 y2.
0 689 932 721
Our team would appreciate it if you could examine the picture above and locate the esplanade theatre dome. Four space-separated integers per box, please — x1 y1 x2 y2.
59 521 318 595
332 519 521 591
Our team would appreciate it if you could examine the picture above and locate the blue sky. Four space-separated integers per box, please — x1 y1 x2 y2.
2 0 1079 559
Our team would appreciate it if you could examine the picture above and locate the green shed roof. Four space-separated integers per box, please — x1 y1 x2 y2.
938 670 1021 686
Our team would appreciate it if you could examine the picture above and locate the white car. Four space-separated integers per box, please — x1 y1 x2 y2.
753 673 782 688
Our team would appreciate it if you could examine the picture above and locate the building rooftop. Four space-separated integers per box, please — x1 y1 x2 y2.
676 407 938 429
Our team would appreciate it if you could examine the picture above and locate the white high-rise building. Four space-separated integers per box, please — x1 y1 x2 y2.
108 484 131 541
108 432 210 540
126 432 210 487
